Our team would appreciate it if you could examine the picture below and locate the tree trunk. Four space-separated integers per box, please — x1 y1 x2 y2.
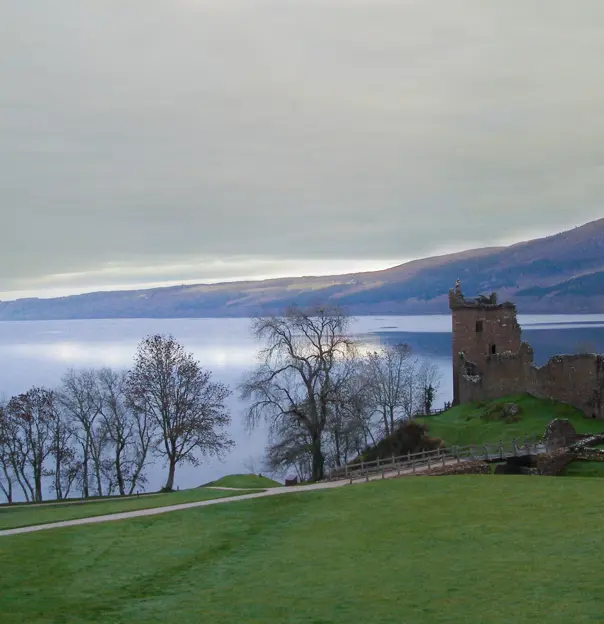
0 463 12 504
82 450 89 498
334 429 342 468
382 408 389 437
389 406 395 433
34 462 43 502
164 456 177 491
115 447 125 496
55 452 63 500
310 434 324 482
12 467 30 502
12 457 34 502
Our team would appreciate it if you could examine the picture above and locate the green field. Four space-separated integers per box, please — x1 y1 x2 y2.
1 476 603 623
202 473 282 489
417 394 604 446
0 488 256 531
562 461 604 478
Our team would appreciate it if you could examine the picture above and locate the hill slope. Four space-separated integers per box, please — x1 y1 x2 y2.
1 218 603 320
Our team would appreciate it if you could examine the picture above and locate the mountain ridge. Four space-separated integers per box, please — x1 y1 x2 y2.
1 218 603 320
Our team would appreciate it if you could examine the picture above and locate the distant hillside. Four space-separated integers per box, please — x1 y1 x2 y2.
1 218 603 320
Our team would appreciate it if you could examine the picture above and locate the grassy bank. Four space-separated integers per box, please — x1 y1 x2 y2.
0 487 258 531
202 474 282 489
1 476 603 623
562 461 604 478
417 393 604 446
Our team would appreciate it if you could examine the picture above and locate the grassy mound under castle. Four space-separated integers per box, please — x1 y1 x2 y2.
416 393 604 446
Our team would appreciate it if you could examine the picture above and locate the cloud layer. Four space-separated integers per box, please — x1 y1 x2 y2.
1 1 603 297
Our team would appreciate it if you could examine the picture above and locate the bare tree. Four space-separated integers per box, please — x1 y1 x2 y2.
325 367 379 468
126 335 233 491
47 399 75 500
57 369 105 497
96 368 152 496
364 344 413 436
240 306 357 482
264 418 314 482
415 360 442 416
0 401 14 503
4 417 32 502
396 356 442 419
6 387 56 502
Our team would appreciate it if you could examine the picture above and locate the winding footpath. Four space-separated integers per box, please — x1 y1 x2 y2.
0 460 456 538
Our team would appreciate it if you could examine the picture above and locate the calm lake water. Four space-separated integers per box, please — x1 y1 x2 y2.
1 314 603 494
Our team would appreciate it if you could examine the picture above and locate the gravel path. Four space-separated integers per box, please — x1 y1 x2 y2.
0 461 455 538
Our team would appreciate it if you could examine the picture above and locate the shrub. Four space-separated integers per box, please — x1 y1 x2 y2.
358 421 444 462
480 402 522 424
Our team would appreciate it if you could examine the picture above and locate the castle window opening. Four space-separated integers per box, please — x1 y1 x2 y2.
491 344 497 355
476 321 484 333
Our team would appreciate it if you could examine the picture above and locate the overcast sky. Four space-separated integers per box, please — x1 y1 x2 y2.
1 1 603 300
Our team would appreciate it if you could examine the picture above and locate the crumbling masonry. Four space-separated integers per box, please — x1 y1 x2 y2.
449 280 604 419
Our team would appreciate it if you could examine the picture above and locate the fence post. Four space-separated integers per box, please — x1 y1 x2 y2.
499 440 503 460
392 455 395 470
470 446 474 460
345 464 348 479
377 457 380 470
427 457 431 470
441 455 446 468
412 462 416 474
513 438 518 457
407 451 411 463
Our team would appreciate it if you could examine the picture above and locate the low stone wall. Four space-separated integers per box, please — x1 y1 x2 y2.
535 437 604 475
424 460 490 476
574 448 604 462
536 449 574 476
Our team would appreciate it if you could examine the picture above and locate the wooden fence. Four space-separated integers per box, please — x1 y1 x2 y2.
326 434 548 482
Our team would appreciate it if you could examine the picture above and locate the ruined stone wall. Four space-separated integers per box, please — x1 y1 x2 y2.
459 344 534 404
459 348 604 419
529 354 604 419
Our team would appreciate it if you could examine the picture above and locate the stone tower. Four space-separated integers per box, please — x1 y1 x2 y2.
449 280 521 405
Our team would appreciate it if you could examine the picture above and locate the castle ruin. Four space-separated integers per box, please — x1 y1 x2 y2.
449 280 604 419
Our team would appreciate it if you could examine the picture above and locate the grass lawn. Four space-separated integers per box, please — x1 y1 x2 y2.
1 476 603 623
562 461 604 478
202 473 282 489
0 488 257 531
417 393 604 446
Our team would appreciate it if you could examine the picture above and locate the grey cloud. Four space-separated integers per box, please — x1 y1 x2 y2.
1 0 603 295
